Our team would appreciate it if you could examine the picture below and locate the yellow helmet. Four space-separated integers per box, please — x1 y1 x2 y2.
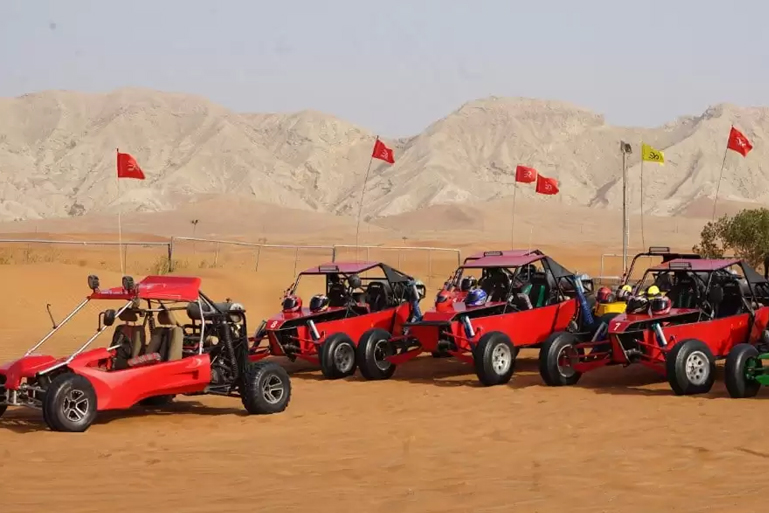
621 285 632 292
646 285 661 297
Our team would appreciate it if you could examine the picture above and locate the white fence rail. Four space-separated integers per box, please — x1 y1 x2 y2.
168 236 335 275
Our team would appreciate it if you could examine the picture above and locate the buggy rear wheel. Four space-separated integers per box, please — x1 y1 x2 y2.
539 331 582 386
241 361 292 414
0 375 7 418
319 333 358 379
473 332 516 386
357 328 397 380
665 339 716 395
43 373 98 432
725 343 762 398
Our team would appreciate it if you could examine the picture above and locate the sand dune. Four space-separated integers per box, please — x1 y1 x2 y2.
1 88 766 224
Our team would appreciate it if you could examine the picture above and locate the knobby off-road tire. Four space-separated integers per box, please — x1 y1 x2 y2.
539 331 582 387
357 328 397 381
725 343 762 398
0 375 7 418
665 339 716 395
43 373 98 432
319 333 358 379
139 395 176 407
241 361 291 414
473 331 516 386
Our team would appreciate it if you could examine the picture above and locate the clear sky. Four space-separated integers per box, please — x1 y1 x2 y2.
1 0 767 137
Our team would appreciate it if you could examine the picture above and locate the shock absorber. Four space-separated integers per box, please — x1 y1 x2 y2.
573 274 596 328
651 323 667 347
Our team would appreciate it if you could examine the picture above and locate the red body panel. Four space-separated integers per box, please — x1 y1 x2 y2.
574 306 769 375
1 355 62 388
408 298 579 354
257 303 412 364
1 348 212 411
90 276 202 301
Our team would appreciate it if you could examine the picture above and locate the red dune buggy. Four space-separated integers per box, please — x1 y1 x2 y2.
539 258 769 395
0 275 292 432
249 261 426 379
356 252 610 386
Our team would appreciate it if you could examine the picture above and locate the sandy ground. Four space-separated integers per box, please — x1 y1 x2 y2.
1 239 768 513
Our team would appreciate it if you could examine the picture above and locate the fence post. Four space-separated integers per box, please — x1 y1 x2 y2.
255 245 262 272
331 246 337 262
214 242 220 267
427 249 432 288
167 241 174 272
293 246 299 277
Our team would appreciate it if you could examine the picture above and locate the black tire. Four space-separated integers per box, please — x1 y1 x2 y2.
42 373 98 432
139 395 176 407
538 331 582 387
0 375 7 418
356 328 397 380
725 343 762 398
241 361 291 414
473 332 516 386
319 333 358 379
665 339 716 395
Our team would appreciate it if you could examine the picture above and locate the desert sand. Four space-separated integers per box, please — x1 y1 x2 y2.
1 222 769 513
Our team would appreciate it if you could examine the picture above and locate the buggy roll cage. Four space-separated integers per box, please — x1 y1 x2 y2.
623 246 701 291
284 263 417 303
23 277 234 377
634 260 769 316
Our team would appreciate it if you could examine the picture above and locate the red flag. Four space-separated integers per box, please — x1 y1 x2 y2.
116 151 145 180
536 175 559 195
515 165 537 183
727 126 753 157
372 139 395 164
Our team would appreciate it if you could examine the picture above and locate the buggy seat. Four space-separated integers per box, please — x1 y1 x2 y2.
525 272 551 307
127 309 183 368
365 281 389 312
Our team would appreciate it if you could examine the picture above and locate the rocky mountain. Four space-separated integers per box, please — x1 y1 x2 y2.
0 88 766 222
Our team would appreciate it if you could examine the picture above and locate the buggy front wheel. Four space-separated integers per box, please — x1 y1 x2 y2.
319 333 358 379
665 339 716 395
241 361 292 414
725 343 762 398
43 373 98 432
357 328 397 380
539 331 582 387
473 332 516 386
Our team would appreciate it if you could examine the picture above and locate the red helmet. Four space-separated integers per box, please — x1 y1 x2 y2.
596 286 615 304
649 295 672 316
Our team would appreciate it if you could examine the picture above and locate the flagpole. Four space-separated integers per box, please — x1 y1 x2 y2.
711 125 732 221
621 142 630 273
511 182 518 248
640 157 645 251
116 148 125 276
354 136 377 261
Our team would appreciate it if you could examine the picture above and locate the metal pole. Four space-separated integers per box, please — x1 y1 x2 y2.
621 145 629 273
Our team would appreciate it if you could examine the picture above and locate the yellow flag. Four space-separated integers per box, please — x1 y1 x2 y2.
641 143 664 164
